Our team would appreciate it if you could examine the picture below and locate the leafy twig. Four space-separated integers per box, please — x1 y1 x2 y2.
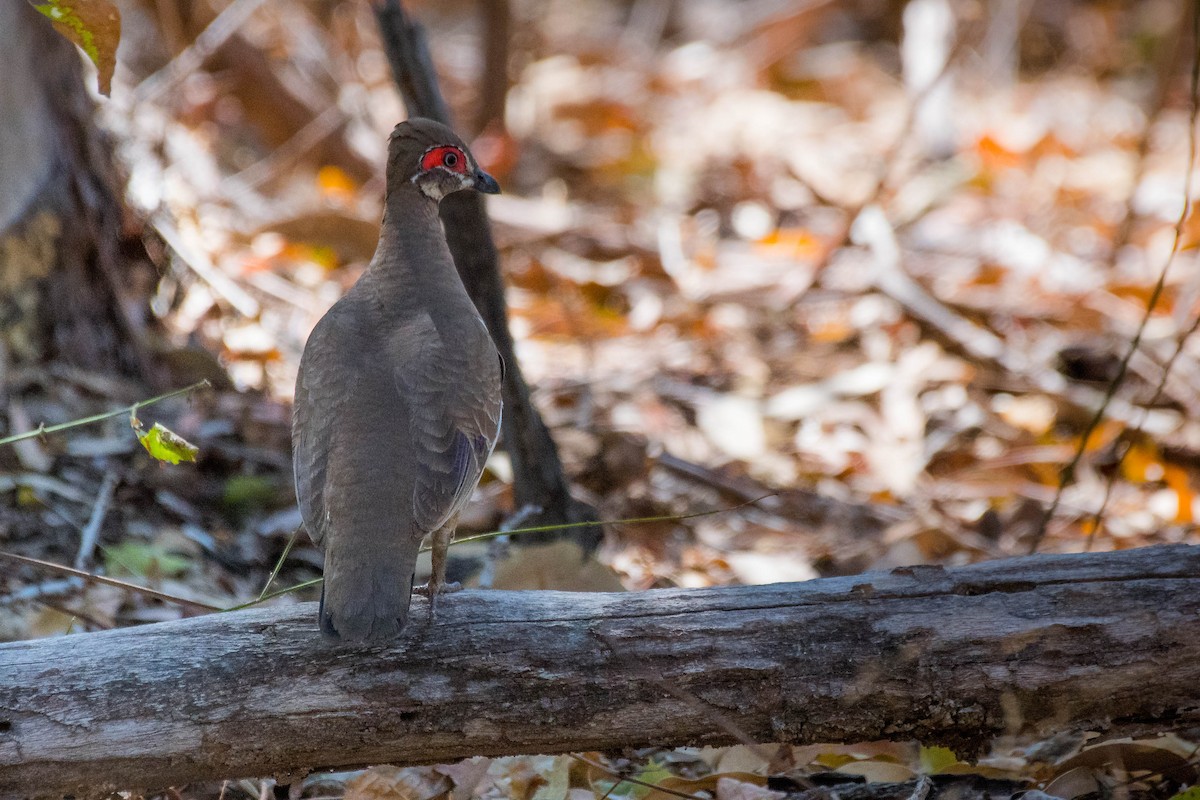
0 379 210 449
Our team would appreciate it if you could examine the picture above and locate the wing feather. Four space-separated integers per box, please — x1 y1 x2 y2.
292 308 363 546
400 316 502 533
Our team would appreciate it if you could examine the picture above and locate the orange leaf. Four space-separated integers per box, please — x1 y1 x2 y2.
758 227 821 258
1179 204 1200 251
975 134 1023 172
316 165 358 203
1164 465 1194 524
1120 439 1161 483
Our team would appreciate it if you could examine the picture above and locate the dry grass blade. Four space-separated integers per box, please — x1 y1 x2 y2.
0 551 221 612
1031 1 1200 553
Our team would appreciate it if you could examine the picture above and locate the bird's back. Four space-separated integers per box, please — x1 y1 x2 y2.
294 279 501 640
292 116 504 641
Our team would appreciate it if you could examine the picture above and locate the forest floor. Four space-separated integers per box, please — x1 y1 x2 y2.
2 1 1199 798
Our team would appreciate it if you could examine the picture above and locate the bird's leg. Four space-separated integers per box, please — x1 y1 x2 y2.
414 515 463 617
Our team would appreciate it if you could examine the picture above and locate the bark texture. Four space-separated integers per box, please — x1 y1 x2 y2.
0 0 163 385
2 545 1199 797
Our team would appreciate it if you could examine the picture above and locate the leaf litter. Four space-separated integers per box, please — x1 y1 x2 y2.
2 0 1199 797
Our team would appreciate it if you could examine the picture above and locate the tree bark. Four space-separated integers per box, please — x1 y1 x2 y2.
0 0 164 387
3 545 1199 797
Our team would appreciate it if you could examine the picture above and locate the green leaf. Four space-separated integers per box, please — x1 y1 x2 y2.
627 761 673 800
1168 788 1200 800
222 474 277 514
136 422 199 464
33 0 122 95
104 540 191 579
531 755 571 800
919 745 958 774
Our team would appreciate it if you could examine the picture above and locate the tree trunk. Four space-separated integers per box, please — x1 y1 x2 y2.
373 0 603 549
0 0 164 388
2 545 1198 797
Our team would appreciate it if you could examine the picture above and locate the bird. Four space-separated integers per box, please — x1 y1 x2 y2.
292 118 504 641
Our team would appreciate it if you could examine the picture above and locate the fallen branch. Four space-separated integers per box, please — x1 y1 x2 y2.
2 545 1199 796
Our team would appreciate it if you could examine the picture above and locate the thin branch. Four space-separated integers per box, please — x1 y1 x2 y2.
75 471 119 571
447 492 777 549
568 756 708 800
223 578 322 612
1031 2 1200 553
0 380 210 449
233 494 779 611
257 528 299 601
795 34 967 285
223 105 348 198
132 0 268 105
0 551 222 612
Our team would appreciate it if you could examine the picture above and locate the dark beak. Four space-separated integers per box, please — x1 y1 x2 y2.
474 170 501 194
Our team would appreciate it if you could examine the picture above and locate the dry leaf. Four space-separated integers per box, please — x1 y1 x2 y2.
35 0 121 94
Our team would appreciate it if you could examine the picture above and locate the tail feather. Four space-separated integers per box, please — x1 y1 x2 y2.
319 537 419 641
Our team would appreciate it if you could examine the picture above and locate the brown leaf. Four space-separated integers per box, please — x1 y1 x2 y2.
35 0 121 95
345 766 450 800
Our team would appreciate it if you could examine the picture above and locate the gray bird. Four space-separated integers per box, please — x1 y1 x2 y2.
292 118 503 641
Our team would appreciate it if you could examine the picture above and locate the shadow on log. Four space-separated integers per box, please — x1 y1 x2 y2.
3 545 1200 796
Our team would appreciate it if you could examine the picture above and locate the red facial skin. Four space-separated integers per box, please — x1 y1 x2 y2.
421 145 469 174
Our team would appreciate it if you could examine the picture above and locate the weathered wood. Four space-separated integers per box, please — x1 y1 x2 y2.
2 545 1199 797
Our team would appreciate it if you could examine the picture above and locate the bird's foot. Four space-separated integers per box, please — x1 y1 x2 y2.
413 580 463 618
413 580 463 597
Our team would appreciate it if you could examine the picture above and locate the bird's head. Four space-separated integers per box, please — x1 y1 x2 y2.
387 117 501 202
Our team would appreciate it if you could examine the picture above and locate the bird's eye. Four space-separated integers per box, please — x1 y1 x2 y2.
421 146 467 173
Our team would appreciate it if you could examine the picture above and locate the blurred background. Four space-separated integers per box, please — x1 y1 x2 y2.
1 0 1198 638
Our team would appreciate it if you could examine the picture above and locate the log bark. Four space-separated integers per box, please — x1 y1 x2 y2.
2 545 1199 796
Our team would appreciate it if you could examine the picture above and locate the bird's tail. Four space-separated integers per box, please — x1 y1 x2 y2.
318 533 419 641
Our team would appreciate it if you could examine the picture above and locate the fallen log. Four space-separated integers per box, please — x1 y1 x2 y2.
2 545 1199 797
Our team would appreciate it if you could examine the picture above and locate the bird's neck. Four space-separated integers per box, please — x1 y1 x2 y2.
368 189 468 312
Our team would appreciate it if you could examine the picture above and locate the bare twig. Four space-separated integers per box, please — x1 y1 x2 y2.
133 0 268 105
0 551 222 612
223 105 348 198
568 755 707 800
1031 2 1200 553
153 215 261 317
75 470 119 571
797 34 967 287
908 777 934 800
256 528 299 601
236 495 777 610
